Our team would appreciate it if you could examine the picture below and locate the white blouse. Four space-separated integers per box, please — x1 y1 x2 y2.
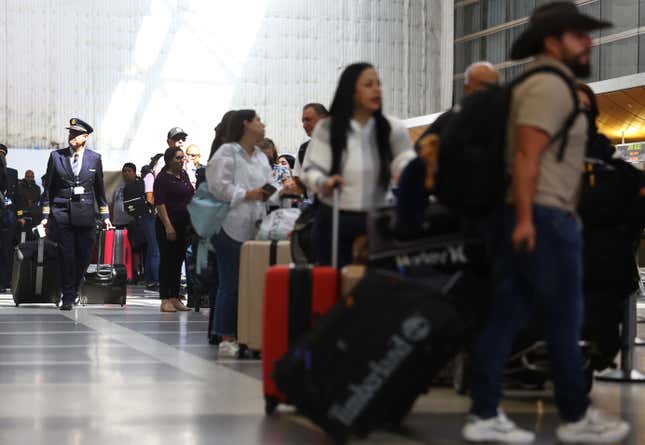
205 142 280 242
301 115 414 211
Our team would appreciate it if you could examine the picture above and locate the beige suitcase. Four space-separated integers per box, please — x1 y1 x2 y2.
237 240 291 351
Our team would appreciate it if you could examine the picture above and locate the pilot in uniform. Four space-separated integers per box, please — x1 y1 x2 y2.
41 118 113 310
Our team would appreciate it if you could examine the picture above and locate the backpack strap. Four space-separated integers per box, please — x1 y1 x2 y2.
511 65 580 162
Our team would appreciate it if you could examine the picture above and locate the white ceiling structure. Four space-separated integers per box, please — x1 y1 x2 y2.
0 0 453 175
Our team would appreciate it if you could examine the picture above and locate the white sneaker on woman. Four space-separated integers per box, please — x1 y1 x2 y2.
463 411 535 443
556 407 629 443
218 340 240 358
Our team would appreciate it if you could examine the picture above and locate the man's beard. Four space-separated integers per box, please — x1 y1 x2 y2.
565 52 591 78
569 60 591 78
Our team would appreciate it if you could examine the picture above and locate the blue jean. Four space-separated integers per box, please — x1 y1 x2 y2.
140 213 160 283
471 205 589 422
212 229 242 337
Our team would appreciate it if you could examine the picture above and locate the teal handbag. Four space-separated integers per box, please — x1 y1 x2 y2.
187 149 237 239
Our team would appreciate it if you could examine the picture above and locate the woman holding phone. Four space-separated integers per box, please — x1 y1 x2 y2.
302 62 414 268
206 110 295 357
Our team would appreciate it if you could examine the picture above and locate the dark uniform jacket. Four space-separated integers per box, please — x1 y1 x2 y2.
42 148 109 227
0 165 20 228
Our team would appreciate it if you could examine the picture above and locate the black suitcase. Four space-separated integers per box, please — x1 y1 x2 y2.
79 230 127 306
272 269 466 443
12 236 61 306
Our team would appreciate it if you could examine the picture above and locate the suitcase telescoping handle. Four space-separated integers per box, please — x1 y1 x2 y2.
97 228 117 266
35 236 45 296
331 183 340 270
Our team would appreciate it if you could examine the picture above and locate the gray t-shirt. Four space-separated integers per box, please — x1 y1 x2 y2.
505 56 588 213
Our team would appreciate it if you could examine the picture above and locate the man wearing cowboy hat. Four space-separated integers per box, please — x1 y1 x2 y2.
41 118 113 311
463 2 629 444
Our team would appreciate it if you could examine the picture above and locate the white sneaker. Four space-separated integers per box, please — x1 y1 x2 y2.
556 407 630 443
463 411 535 443
218 340 239 358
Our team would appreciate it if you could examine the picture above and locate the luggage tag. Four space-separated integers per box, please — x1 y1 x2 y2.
73 186 85 195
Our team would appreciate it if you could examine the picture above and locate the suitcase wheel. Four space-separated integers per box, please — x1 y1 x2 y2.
14 303 19 307
264 396 279 416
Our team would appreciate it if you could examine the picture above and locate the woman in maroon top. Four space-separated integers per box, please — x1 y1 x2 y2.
154 147 195 312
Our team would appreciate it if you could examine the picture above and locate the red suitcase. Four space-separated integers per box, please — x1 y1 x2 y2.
262 187 342 414
95 229 133 280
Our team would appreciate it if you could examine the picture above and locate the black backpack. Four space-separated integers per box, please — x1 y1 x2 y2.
122 177 148 218
435 66 580 219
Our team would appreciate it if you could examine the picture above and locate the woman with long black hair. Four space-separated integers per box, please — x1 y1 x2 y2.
301 62 414 267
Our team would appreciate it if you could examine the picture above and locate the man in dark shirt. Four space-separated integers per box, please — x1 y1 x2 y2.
395 62 499 235
294 103 328 176
16 170 42 232
0 144 20 290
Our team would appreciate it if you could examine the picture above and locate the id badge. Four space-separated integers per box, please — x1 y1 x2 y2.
73 186 85 195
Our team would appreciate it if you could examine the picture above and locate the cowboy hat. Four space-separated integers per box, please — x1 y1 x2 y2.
510 1 611 60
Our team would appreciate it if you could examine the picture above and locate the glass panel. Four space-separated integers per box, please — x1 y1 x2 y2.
454 39 483 75
485 30 507 65
455 41 467 74
453 78 465 105
509 0 535 21
600 37 638 79
638 35 645 73
601 0 637 35
580 1 602 40
483 0 506 28
496 66 508 84
455 5 465 39
585 45 601 83
507 63 529 82
464 3 482 36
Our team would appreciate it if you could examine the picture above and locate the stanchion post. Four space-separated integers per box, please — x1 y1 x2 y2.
597 291 645 382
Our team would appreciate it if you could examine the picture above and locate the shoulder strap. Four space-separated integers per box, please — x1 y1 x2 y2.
511 65 580 162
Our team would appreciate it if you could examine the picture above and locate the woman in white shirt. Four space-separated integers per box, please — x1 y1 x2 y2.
206 110 294 357
301 62 414 267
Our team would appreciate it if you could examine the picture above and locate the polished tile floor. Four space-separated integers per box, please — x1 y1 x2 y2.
1 288 645 445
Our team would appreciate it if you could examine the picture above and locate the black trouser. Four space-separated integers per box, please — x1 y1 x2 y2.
312 203 366 269
48 218 95 304
155 213 190 299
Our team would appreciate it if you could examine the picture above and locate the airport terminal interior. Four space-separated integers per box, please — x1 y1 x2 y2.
4 1 645 444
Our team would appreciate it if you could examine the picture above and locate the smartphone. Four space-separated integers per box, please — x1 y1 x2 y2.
261 183 277 199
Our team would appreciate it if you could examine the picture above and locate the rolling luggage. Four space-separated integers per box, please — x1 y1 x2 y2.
79 229 127 306
262 188 341 415
237 240 291 352
272 269 466 443
12 235 61 306
98 228 133 280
